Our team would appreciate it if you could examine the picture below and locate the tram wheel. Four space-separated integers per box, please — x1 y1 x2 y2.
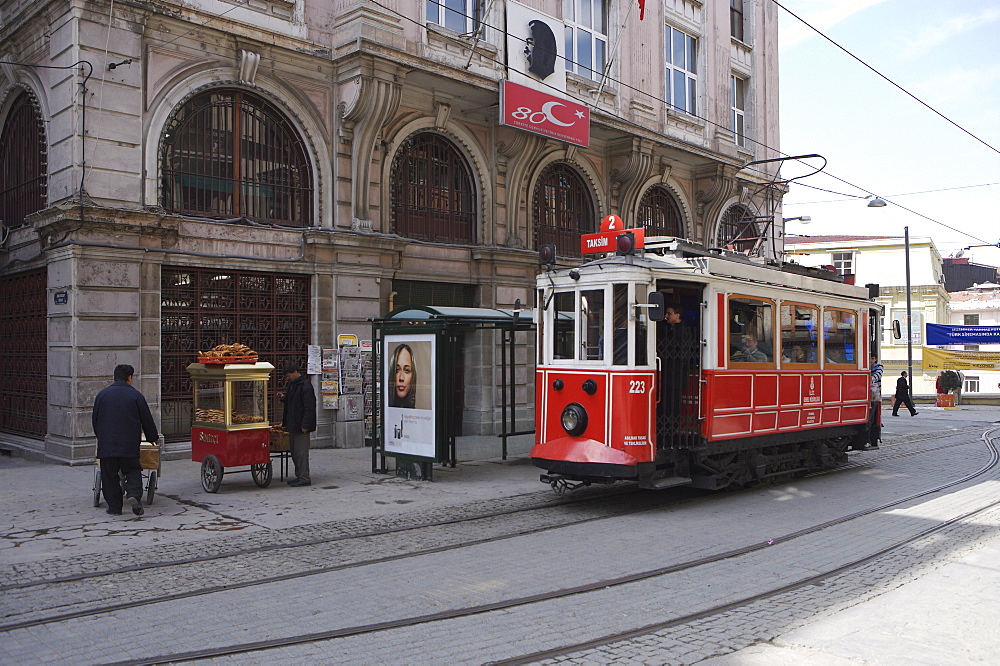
201 455 223 493
251 462 272 488
146 470 158 506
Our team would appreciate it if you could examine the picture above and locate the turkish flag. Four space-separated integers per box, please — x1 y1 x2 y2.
638 0 646 20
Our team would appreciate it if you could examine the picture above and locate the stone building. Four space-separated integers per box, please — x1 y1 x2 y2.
0 0 783 463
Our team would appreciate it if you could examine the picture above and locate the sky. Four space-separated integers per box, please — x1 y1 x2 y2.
776 0 1000 271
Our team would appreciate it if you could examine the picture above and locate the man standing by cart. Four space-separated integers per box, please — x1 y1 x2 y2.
280 362 316 487
93 364 159 516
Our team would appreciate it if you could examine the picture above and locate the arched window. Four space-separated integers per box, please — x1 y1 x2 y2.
0 91 47 229
390 133 476 244
716 204 760 253
532 162 595 257
161 89 313 225
637 185 684 238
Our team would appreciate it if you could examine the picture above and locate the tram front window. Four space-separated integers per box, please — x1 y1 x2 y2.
552 292 575 360
581 289 605 360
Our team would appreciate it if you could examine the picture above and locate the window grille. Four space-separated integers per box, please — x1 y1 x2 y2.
0 270 47 437
637 186 684 237
716 205 759 253
391 133 476 244
0 91 47 230
161 89 312 225
532 162 595 258
161 267 310 441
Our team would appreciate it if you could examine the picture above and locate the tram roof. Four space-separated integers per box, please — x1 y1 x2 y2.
546 238 872 300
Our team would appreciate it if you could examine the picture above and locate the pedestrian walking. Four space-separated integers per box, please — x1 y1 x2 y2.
891 370 918 417
279 362 316 487
92 364 159 516
867 354 884 448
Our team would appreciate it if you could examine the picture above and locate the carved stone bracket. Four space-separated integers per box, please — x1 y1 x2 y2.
609 138 655 217
340 63 402 230
238 50 260 85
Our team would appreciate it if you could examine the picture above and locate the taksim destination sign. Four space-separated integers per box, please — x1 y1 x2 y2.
500 80 590 148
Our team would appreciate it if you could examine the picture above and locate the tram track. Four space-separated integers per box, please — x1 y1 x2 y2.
101 426 999 665
0 425 988 637
2 426 995 664
3 423 984 594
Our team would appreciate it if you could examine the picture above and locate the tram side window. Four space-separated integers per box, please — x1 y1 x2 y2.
824 308 857 365
552 292 575 360
729 296 774 364
581 289 605 360
780 303 819 365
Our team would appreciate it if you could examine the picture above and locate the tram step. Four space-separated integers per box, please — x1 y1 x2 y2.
645 476 692 490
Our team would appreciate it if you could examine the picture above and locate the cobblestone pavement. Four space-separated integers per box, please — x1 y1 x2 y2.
0 406 997 663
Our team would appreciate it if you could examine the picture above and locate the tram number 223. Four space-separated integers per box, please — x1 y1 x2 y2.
628 380 647 394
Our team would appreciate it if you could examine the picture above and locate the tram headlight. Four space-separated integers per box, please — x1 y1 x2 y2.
561 403 588 437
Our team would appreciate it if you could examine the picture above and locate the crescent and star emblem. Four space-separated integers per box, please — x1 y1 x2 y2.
541 101 576 127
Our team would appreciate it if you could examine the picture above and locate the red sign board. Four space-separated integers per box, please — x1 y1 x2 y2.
580 227 646 255
601 214 624 232
500 80 590 148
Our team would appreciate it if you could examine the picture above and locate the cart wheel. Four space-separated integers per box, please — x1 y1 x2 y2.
146 470 158 506
93 467 102 507
251 462 272 488
201 455 223 493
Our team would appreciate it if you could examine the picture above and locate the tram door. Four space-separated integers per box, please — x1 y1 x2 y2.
654 283 703 449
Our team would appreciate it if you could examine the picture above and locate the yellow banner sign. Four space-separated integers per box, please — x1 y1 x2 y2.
922 346 1000 371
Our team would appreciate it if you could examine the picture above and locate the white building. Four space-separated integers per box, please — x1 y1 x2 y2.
947 282 1000 396
783 234 949 395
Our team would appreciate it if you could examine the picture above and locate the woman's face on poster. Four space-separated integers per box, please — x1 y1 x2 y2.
394 347 414 399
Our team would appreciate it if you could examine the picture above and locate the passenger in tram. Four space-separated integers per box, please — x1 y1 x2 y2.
782 345 813 363
731 334 768 363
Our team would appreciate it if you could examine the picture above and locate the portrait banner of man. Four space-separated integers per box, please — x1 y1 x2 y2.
384 333 437 459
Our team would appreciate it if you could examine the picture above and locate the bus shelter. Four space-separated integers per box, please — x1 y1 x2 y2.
371 305 535 479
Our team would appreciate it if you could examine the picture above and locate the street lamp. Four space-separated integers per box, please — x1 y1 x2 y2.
782 215 812 223
865 199 912 393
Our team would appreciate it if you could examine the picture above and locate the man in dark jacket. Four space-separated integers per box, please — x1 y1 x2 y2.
93 364 159 515
892 370 918 417
280 362 316 486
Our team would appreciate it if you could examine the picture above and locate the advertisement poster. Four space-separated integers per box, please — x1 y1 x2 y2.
384 333 436 459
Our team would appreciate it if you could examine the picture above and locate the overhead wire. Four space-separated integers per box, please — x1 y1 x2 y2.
772 0 1000 157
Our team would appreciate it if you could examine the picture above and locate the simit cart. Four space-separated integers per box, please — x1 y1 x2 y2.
186 360 276 492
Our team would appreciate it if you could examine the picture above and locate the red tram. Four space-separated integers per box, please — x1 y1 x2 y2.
531 234 880 491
